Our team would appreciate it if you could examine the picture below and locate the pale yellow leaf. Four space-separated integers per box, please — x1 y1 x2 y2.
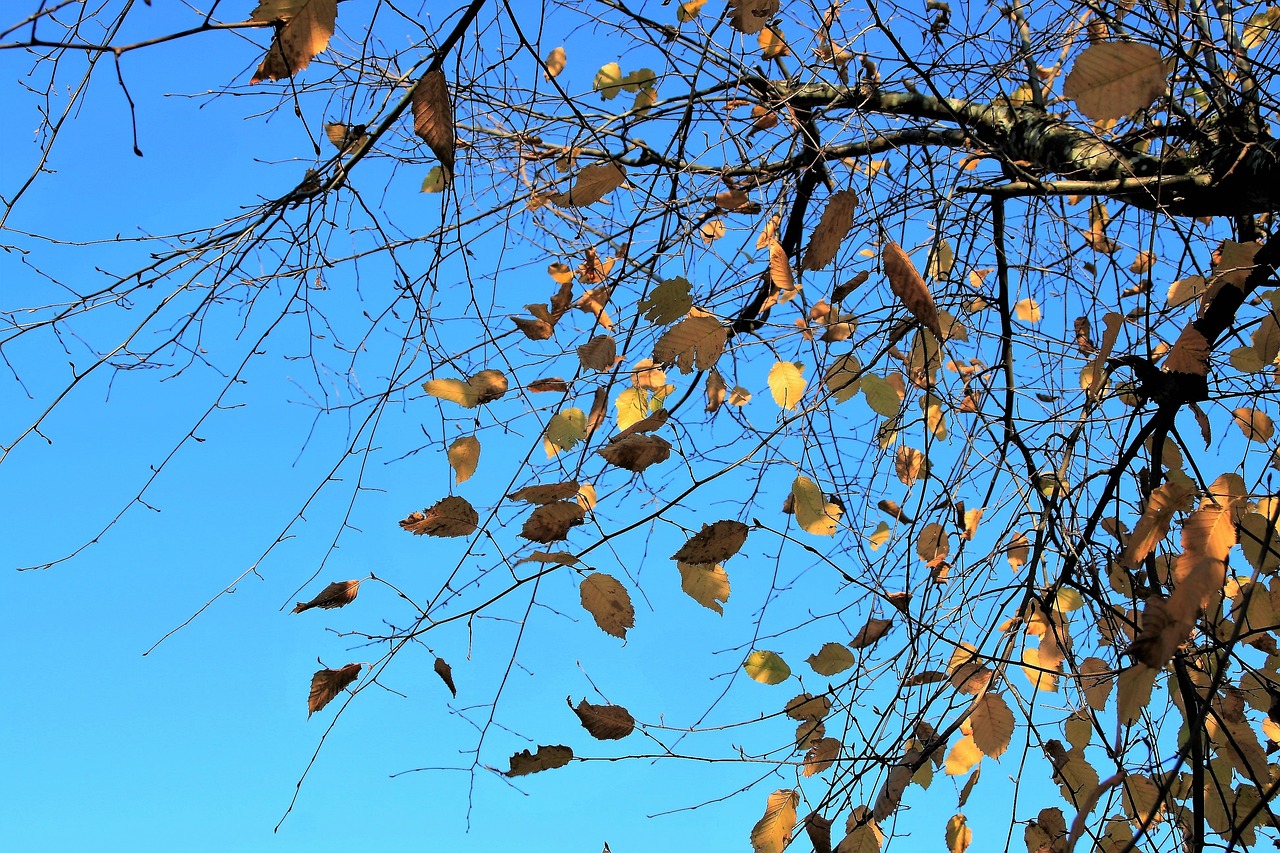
792 475 841 536
1063 42 1170 121
744 650 791 684
769 361 807 410
543 46 566 79
447 436 480 485
676 561 730 614
944 735 982 775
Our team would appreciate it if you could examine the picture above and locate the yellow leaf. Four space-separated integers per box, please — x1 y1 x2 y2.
1120 479 1196 568
593 61 624 99
728 0 780 35
447 436 480 485
614 387 650 431
1007 532 1030 569
868 521 891 550
749 789 799 853
676 562 730 614
544 408 587 457
1020 646 1061 692
806 642 855 676
1234 407 1275 441
861 372 902 417
580 573 634 639
744 650 791 685
768 361 807 409
758 25 788 59
700 218 726 243
250 0 337 83
970 693 1015 758
677 0 707 22
946 815 972 853
944 735 982 775
824 354 862 402
791 475 841 536
420 165 448 193
1117 664 1156 725
1063 42 1171 122
543 46 566 79
728 386 752 406
1015 299 1041 323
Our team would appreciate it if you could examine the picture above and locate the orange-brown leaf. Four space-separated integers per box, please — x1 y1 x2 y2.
802 190 858 271
505 744 573 776
251 0 337 83
1121 480 1195 568
850 617 893 649
883 242 943 339
399 495 479 537
571 698 636 739
293 579 360 613
520 501 586 543
412 70 455 175
307 662 361 716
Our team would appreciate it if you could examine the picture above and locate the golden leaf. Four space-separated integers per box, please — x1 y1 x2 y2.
1120 479 1195 568
705 370 727 413
676 561 730 614
750 788 799 853
946 815 972 853
807 642 855 676
791 475 841 536
580 573 635 638
744 650 791 684
784 692 831 721
293 579 360 614
1234 407 1275 441
307 662 361 716
767 240 797 292
769 361 807 409
548 162 626 208
802 737 840 777
250 0 337 83
543 46 566 79
970 693 1014 758
447 436 480 485
895 446 928 486
944 735 982 775
1014 299 1041 323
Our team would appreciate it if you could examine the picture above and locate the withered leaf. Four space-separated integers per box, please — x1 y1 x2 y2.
580 573 635 639
883 242 943 339
527 377 568 393
597 433 671 472
849 616 893 649
412 69 455 176
549 162 626 208
785 692 832 721
399 495 479 537
671 519 750 563
676 561 730 613
308 662 361 717
652 313 727 373
832 271 870 305
570 697 636 739
802 738 841 777
293 579 360 613
505 744 573 777
434 657 457 697
520 501 586 543
877 499 914 523
509 480 581 504
251 0 337 83
750 789 799 853
802 190 858 271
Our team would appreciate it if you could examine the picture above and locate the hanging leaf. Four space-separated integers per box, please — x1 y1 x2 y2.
548 163 626 208
706 370 727 413
293 580 361 614
580 573 635 638
543 46 566 79
970 693 1015 758
578 334 618 371
784 693 831 721
861 372 904 417
447 436 480 485
769 361 807 409
744 650 791 684
1234 407 1275 441
250 0 338 83
434 657 457 697
520 501 586 542
639 277 694 325
597 434 671 472
802 738 841 777
1015 299 1041 323
412 70 455 176
849 617 893 649
807 642 855 676
824 354 862 402
767 240 797 292
676 561 731 613
544 408 587 457
307 662 361 716
946 815 972 853
1120 479 1195 568
944 735 982 775
671 520 750 563
571 698 636 739
509 480 580 504
515 550 579 567
895 446 929 486
1063 42 1171 122
884 242 943 339
422 369 508 408
802 190 858 270
749 788 799 853
791 475 842 536
399 496 479 537
505 744 573 776
652 312 727 373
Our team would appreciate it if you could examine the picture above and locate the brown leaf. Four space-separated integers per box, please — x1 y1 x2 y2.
307 662 361 717
802 190 858 271
831 271 870 305
578 334 618 371
293 579 360 613
1162 323 1211 376
652 313 727 373
802 737 841 776
412 69 455 176
399 495 479 537
804 811 834 853
251 0 337 83
586 386 609 438
580 572 635 638
434 657 457 697
528 377 568 393
671 520 750 563
570 697 636 739
597 433 671 472
505 744 573 776
509 480 581 504
1063 42 1170 122
520 501 586 543
727 0 781 34
785 692 832 721
705 370 727 413
877 499 914 523
883 242 943 339
549 162 626 208
849 616 893 650
1120 480 1195 568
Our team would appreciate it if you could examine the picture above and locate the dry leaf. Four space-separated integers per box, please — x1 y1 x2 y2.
850 617 893 649
671 520 750 563
505 744 573 776
293 580 360 613
399 496 479 537
750 788 799 853
677 561 731 614
250 0 337 83
767 240 797 292
520 501 586 542
509 481 581 504
802 190 858 271
543 46 566 79
308 662 361 716
807 643 855 676
527 378 568 393
580 573 635 638
884 242 943 339
434 657 457 696
447 436 480 485
571 698 635 739
549 163 626 207
577 334 618 371
728 0 781 34
597 434 671 472
412 70 455 176
652 313 727 373
970 693 1014 758
1063 42 1170 121
802 738 840 777
1121 480 1195 568
768 361 807 409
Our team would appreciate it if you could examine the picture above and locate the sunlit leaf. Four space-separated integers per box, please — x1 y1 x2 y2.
791 475 841 536
447 436 480 485
1064 42 1171 121
749 788 798 853
807 642 855 676
293 580 360 614
744 650 791 684
308 662 361 716
580 573 635 638
250 0 337 83
676 561 730 613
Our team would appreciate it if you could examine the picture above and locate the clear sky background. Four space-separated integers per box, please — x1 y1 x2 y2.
1 2 1248 852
